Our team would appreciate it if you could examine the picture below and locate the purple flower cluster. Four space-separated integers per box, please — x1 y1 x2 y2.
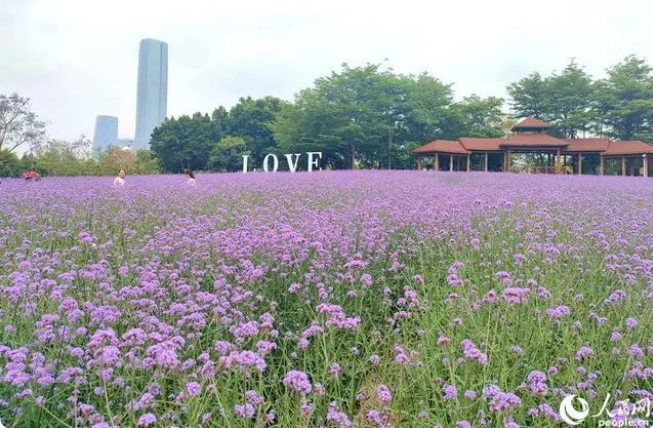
377 384 392 405
283 370 312 395
461 339 488 366
1 171 652 426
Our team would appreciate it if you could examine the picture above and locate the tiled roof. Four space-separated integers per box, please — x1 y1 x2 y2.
459 138 503 151
511 117 552 130
500 133 567 147
411 140 470 155
412 136 653 156
604 141 653 156
563 139 610 152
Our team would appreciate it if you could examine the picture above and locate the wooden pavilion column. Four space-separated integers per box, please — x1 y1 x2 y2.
417 157 422 170
434 154 439 172
466 154 471 172
622 156 626 177
578 152 582 175
505 150 512 172
599 156 605 175
484 153 489 172
644 155 649 178
547 153 552 172
556 147 561 172
449 155 454 172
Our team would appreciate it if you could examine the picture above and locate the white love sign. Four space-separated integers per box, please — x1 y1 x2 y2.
243 152 323 173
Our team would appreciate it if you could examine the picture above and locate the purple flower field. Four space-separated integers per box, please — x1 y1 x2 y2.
1 171 652 427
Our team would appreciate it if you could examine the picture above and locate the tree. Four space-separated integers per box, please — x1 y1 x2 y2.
151 112 225 172
227 96 286 164
389 141 423 170
0 93 47 152
542 60 596 138
134 149 160 174
20 152 37 172
507 73 548 119
208 136 249 172
395 73 455 159
274 63 412 169
0 149 22 177
34 135 94 176
594 55 653 142
97 146 137 175
452 95 506 138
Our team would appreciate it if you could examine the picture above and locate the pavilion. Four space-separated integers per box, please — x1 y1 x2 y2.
412 117 653 177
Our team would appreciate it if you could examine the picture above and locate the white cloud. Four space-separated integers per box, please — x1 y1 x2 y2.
1 0 652 143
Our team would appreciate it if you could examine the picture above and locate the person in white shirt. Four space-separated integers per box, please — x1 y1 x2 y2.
186 169 196 186
114 169 126 187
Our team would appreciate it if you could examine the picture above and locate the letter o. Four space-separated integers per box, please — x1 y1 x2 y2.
263 154 279 172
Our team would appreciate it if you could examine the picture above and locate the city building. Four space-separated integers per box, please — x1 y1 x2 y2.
134 38 168 149
117 138 135 148
412 117 653 177
92 115 119 153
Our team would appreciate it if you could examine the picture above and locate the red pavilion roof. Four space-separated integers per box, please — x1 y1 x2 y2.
563 139 611 152
411 140 470 155
500 133 566 147
603 141 653 156
511 117 552 131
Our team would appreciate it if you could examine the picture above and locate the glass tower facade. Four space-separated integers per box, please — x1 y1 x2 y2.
93 115 119 152
134 39 168 149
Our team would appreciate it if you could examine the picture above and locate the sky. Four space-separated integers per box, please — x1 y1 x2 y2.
1 0 652 145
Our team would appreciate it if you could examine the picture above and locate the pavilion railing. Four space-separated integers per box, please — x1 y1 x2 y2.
509 166 564 174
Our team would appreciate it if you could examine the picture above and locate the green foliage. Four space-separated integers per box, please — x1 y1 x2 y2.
274 63 505 170
134 149 160 174
150 99 285 173
6 57 653 176
390 141 423 170
506 56 653 143
35 135 96 176
0 149 22 177
595 55 653 141
507 61 596 138
274 63 402 169
453 95 506 138
545 61 596 138
0 136 161 177
507 72 547 119
0 93 46 152
150 112 223 173
398 73 456 141
208 136 249 172
227 96 286 165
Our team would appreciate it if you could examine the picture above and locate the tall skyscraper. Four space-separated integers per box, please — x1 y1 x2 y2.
135 38 168 149
93 115 119 152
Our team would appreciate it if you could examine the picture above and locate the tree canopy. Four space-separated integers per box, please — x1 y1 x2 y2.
208 136 249 172
506 56 653 140
273 64 506 170
0 93 46 152
4 55 653 176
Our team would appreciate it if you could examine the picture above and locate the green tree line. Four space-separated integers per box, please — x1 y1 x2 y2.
151 56 653 171
0 136 159 177
507 56 653 140
2 55 652 176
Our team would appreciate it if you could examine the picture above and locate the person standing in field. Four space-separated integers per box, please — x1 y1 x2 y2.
22 171 41 181
186 169 196 186
114 169 126 187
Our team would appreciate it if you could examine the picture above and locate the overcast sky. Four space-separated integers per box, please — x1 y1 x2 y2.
1 0 652 143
